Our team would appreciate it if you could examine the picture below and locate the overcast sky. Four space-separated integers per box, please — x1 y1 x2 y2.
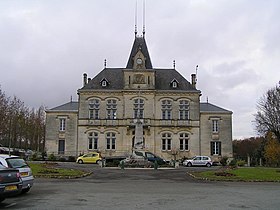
0 0 279 139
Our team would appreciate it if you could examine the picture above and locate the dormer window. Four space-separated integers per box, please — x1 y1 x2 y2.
170 79 179 88
100 78 109 87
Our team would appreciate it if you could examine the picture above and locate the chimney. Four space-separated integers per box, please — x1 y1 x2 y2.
88 78 91 83
191 74 196 88
83 73 87 86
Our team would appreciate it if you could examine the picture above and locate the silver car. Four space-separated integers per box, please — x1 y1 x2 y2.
0 155 34 193
183 156 212 167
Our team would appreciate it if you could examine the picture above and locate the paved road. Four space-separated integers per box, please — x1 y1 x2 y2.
1 163 280 210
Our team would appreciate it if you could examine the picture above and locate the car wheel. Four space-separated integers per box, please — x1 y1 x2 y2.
21 188 30 194
187 162 192 167
96 160 100 164
78 159 83 164
206 163 211 167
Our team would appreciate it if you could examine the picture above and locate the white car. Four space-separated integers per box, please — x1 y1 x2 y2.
0 154 34 193
183 156 212 167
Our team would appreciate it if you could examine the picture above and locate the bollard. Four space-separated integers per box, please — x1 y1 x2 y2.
154 160 158 170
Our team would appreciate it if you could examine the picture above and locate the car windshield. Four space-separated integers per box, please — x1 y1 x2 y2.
6 158 29 168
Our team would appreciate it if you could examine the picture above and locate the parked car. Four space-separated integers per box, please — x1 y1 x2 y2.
76 152 102 164
133 151 167 165
0 164 23 202
183 156 212 167
0 155 34 193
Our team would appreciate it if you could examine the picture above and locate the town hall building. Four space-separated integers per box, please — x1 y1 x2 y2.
45 32 233 162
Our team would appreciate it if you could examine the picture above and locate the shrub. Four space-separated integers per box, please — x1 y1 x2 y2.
237 160 246 167
68 156 76 162
59 157 66 162
229 159 237 167
31 153 38 161
220 156 228 166
48 153 56 161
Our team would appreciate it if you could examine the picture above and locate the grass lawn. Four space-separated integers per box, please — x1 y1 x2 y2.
194 167 280 182
29 162 87 178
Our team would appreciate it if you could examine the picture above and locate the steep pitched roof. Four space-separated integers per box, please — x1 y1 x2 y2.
126 36 153 69
200 103 232 113
47 102 78 112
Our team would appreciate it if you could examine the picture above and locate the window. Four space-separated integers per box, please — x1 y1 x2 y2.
211 141 221 155
212 120 219 133
172 82 177 88
102 80 107 87
88 132 98 150
161 133 172 151
179 100 189 120
107 99 117 119
134 98 144 118
106 132 116 150
162 100 172 120
89 99 100 119
59 118 66 131
58 139 65 154
179 133 189 151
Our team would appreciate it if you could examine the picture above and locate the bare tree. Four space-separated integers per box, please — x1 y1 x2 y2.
255 83 280 142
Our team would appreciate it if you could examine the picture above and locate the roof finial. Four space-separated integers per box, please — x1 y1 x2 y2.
104 59 107 68
135 0 138 37
70 95 73 103
142 0 146 37
207 96 209 104
196 65 198 83
173 60 176 69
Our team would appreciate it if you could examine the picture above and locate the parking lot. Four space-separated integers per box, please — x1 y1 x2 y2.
1 163 280 209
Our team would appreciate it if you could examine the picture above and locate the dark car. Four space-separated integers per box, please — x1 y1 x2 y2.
0 164 23 203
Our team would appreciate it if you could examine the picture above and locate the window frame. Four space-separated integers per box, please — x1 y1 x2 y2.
161 100 172 120
179 133 189 151
106 99 117 119
133 98 144 119
89 99 100 119
59 118 66 131
88 132 98 150
161 133 172 151
211 141 221 155
106 132 116 150
179 100 189 120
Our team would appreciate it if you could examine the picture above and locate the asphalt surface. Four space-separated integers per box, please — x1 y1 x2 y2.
1 163 280 210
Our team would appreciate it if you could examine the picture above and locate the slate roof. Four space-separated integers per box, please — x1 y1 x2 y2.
47 102 79 112
81 67 197 91
200 103 232 113
126 36 153 69
48 101 231 114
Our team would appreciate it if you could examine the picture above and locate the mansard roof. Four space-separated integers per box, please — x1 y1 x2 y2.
47 101 231 114
81 68 197 91
200 103 232 114
126 36 152 69
47 102 78 112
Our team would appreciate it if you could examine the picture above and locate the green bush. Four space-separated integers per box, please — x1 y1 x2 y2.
237 160 246 167
229 159 237 167
68 156 76 162
31 153 38 161
48 153 56 161
220 156 228 166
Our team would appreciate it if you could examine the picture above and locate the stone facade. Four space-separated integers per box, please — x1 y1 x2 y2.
45 34 233 162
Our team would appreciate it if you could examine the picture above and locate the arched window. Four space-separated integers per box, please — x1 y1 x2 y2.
89 99 100 119
107 99 117 119
88 132 98 150
162 100 172 120
106 132 116 150
161 133 172 151
134 98 144 118
179 100 189 120
179 133 189 151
